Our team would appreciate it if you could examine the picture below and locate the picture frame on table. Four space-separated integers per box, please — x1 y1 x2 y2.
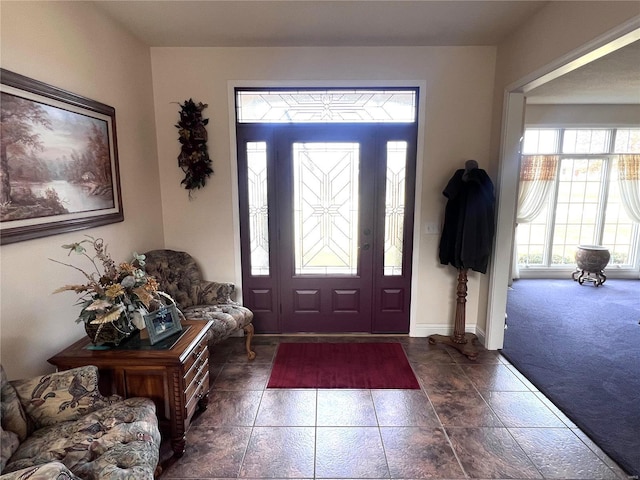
144 304 183 345
0 68 123 245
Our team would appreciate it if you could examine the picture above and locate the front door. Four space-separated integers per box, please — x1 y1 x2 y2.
236 89 417 333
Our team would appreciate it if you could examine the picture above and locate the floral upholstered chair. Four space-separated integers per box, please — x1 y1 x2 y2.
143 249 256 360
0 365 160 479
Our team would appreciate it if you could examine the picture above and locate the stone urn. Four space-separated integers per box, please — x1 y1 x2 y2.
572 245 610 286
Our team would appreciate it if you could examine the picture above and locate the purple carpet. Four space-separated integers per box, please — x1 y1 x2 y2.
502 278 640 476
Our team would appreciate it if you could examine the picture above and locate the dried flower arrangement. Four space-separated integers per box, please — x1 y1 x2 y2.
176 98 213 195
50 236 165 344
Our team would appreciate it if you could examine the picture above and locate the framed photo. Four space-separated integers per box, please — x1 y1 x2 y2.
144 304 183 345
0 69 123 244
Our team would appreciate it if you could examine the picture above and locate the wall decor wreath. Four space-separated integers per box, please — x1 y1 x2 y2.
176 98 213 195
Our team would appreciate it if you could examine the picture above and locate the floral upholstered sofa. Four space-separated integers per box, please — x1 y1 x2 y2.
0 365 160 479
143 249 256 360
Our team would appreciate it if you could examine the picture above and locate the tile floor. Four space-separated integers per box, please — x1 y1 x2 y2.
160 335 629 479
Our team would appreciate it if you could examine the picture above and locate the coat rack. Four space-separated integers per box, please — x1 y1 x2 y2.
429 160 495 360
428 268 479 359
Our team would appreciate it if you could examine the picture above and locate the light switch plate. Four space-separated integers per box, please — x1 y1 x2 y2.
424 221 440 235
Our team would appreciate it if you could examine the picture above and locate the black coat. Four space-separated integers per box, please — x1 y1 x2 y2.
438 167 495 274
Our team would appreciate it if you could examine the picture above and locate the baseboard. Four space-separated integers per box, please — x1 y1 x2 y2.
411 323 478 337
411 324 487 348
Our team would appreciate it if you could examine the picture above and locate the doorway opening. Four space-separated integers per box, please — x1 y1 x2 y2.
235 88 419 333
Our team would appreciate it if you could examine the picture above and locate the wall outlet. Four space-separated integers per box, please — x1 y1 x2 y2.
424 221 440 235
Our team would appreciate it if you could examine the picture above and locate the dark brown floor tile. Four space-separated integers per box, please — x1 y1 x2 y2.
483 392 566 427
460 364 529 391
380 426 465 478
197 390 262 426
212 363 271 390
208 362 225 383
372 389 440 427
533 392 576 428
504 364 538 391
429 389 503 427
317 389 377 426
255 390 317 426
210 342 234 363
509 428 619 479
315 427 389 478
162 425 251 478
572 429 630 479
446 427 542 479
251 334 283 345
239 427 315 478
312 335 405 344
413 363 476 392
446 345 502 364
227 340 278 364
159 335 628 479
404 344 457 364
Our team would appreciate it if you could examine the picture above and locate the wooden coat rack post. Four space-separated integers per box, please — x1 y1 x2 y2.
428 268 479 360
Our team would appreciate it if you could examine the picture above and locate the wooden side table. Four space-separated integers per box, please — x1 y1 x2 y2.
48 319 213 457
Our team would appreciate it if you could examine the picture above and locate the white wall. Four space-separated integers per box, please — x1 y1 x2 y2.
150 46 497 338
0 2 164 379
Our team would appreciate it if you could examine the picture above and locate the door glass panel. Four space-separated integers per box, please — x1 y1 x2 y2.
237 89 417 123
384 141 407 276
247 142 270 276
293 143 359 275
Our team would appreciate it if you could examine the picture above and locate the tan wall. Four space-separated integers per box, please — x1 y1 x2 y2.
525 104 640 126
483 1 639 349
491 1 640 160
0 2 164 379
150 46 497 337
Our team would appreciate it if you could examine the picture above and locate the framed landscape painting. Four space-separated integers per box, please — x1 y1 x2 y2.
0 69 123 244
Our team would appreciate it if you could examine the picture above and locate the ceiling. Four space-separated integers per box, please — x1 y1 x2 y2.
92 0 640 104
92 0 549 47
526 40 640 105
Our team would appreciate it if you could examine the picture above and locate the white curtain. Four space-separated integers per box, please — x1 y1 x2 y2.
512 155 559 280
617 155 640 224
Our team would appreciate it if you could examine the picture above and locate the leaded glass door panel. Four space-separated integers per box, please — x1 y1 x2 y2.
237 90 417 334
275 129 376 332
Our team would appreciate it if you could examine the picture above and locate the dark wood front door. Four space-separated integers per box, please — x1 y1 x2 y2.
237 123 416 333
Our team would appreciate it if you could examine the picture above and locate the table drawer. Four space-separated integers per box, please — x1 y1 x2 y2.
185 355 208 402
183 334 208 374
185 366 209 421
184 346 208 387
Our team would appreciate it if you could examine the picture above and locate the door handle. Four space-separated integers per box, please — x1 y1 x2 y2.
361 243 370 250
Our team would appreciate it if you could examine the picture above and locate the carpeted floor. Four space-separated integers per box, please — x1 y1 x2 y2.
502 278 640 476
267 342 420 389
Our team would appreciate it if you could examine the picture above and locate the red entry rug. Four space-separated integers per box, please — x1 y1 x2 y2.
267 342 420 389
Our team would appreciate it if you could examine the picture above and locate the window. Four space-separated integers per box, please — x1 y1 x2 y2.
236 89 417 123
517 128 640 272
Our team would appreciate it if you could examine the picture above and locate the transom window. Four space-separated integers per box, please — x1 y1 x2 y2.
236 89 417 123
517 128 640 272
